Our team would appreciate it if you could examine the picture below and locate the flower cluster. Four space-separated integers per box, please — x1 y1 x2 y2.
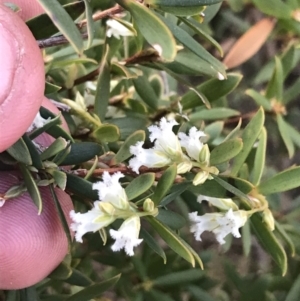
189 194 248 244
70 172 155 256
129 118 219 185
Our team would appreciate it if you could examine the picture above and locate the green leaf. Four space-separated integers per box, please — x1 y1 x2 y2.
189 108 239 121
251 127 267 186
49 184 72 250
36 0 84 54
46 125 74 143
153 269 204 287
277 114 295 158
283 121 300 148
212 176 252 200
275 221 295 257
140 228 167 263
157 5 206 16
83 0 94 49
242 220 251 257
110 116 148 140
58 142 102 166
111 62 142 79
49 170 66 191
178 17 223 56
40 137 68 161
156 13 225 75
160 182 192 206
133 76 159 110
92 124 120 143
152 165 177 206
146 290 176 301
112 130 145 165
65 274 120 301
117 0 176 61
231 107 265 176
283 77 300 105
22 135 43 169
164 49 221 78
188 285 217 301
146 0 222 6
156 209 186 230
6 137 32 165
257 166 300 195
205 121 224 141
265 57 284 101
210 138 243 165
156 62 211 107
284 274 300 301
223 118 242 142
125 173 155 200
26 1 85 40
181 73 242 109
245 89 272 111
65 269 93 287
252 0 292 19
147 216 195 266
49 262 72 280
19 164 43 214
94 45 110 122
239 199 287 276
66 174 98 200
45 82 62 95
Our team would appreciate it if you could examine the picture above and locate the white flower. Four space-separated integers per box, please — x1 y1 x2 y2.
148 117 182 158
189 209 247 244
27 112 50 132
106 19 134 39
178 127 206 161
197 195 238 211
70 201 116 243
129 141 172 174
92 172 129 210
110 216 143 256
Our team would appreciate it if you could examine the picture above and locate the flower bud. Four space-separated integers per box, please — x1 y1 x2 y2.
143 198 155 212
98 202 116 216
262 208 275 231
198 144 210 165
197 195 238 211
193 171 209 186
177 160 192 174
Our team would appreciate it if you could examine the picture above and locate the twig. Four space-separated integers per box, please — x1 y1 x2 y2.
68 166 184 183
38 33 88 48
78 4 124 27
38 4 124 48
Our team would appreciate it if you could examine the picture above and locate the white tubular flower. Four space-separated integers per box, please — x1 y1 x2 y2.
110 216 143 256
27 112 50 132
197 195 238 211
70 201 116 243
148 117 182 158
92 172 129 210
129 141 172 174
106 19 134 39
178 127 206 161
189 209 247 244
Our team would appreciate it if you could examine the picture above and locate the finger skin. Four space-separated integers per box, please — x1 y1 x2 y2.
0 4 44 152
0 171 74 289
0 0 43 20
